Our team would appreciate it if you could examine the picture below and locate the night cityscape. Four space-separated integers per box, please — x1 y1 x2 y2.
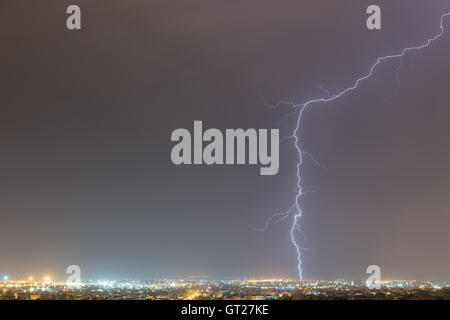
1 278 449 300
1 1 450 310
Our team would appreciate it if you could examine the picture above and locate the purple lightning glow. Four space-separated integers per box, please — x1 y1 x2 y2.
258 11 450 280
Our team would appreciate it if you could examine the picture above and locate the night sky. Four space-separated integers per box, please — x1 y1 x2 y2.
1 0 450 281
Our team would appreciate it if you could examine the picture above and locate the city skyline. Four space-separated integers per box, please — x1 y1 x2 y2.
1 1 450 282
1 277 449 300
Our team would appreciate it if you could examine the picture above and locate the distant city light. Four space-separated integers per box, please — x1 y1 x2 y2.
2 275 8 281
0 278 448 300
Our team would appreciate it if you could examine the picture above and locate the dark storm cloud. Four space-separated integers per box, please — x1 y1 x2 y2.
0 0 449 280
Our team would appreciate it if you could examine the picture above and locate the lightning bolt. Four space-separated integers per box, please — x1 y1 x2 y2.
258 11 450 280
